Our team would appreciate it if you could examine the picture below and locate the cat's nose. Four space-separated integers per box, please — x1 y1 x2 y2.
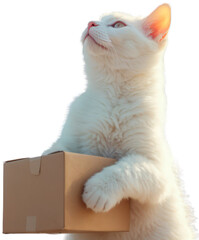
88 21 98 31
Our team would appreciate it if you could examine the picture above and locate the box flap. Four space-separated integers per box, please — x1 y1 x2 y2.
29 157 41 175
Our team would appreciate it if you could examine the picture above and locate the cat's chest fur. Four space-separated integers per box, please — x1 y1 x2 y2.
74 93 144 159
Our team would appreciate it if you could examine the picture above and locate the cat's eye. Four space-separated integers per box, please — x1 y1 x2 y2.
111 21 126 28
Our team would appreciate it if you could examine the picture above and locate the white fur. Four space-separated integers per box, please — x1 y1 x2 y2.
43 8 196 240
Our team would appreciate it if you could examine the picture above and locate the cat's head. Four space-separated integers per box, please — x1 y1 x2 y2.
81 4 171 72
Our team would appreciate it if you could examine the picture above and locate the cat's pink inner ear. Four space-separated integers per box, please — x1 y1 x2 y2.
143 4 171 42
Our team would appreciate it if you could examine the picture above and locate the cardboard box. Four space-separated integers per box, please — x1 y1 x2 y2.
3 151 130 233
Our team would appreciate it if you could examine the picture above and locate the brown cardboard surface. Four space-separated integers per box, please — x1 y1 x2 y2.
3 152 130 233
3 152 65 233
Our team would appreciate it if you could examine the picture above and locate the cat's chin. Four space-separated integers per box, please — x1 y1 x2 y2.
83 36 107 56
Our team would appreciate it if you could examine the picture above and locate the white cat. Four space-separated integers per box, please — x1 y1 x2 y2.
43 4 196 240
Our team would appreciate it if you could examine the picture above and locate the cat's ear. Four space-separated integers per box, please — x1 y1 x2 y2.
143 4 171 42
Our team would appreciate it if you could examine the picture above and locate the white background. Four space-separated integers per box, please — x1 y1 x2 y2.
0 0 199 239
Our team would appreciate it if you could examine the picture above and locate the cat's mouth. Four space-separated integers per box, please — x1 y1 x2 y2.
83 34 107 50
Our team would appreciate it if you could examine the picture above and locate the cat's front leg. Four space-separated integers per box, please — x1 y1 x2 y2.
82 153 173 212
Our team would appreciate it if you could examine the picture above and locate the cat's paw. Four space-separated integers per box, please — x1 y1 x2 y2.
82 172 121 213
